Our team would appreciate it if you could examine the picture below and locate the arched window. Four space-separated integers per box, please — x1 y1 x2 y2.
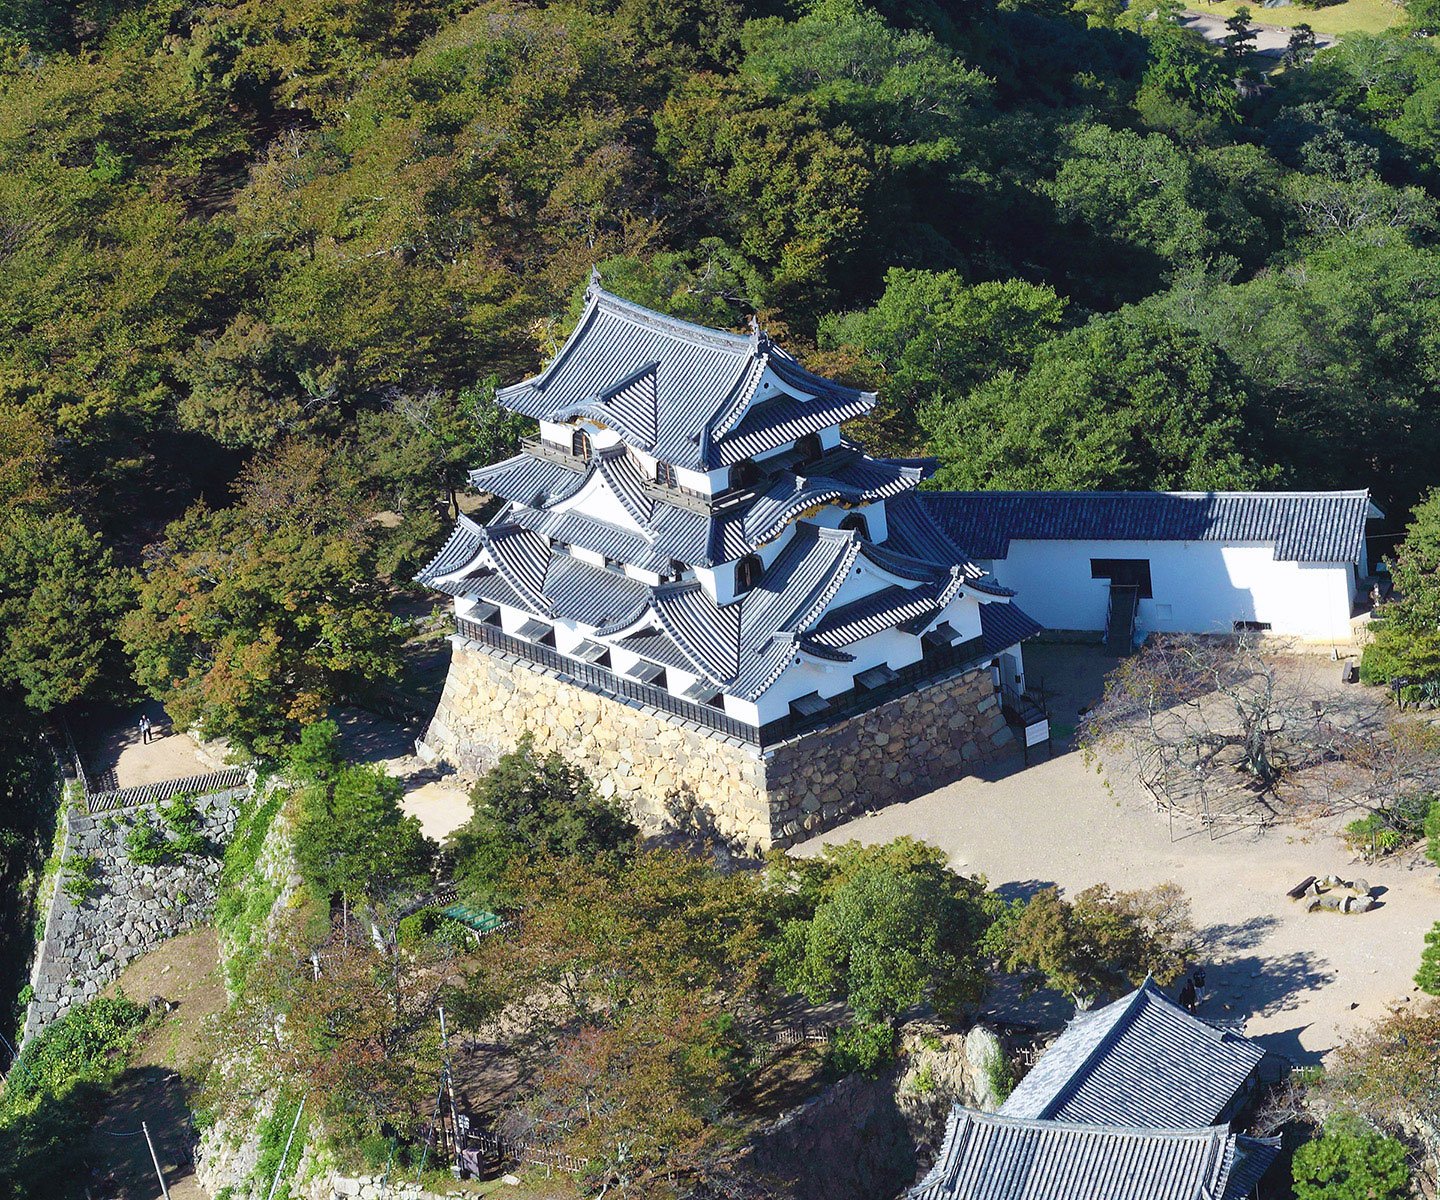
729 460 759 490
839 512 870 541
572 427 592 460
795 433 822 464
655 460 677 489
735 554 764 595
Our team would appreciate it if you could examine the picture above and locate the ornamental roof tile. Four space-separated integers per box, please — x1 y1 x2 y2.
1000 980 1268 1129
921 491 1377 564
911 1109 1279 1200
743 450 921 545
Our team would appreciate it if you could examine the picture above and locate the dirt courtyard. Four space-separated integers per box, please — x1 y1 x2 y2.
793 641 1440 1065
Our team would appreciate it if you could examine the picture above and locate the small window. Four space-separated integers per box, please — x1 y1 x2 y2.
1090 558 1153 599
735 554 763 594
839 512 870 540
795 433 822 464
655 461 677 489
729 460 759 490
670 559 687 579
572 427 592 460
1234 620 1272 632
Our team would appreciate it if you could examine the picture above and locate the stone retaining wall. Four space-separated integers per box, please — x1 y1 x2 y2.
21 788 245 1042
421 639 1013 852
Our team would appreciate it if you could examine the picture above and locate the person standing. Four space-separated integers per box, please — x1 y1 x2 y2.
139 714 152 745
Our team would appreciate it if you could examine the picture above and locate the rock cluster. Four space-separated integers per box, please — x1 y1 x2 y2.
23 790 242 1040
422 641 1013 853
1293 874 1377 914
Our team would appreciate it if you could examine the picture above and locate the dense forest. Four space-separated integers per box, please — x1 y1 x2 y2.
4 0 1440 747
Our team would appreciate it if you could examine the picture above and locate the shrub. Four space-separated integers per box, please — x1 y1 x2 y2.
1343 813 1402 857
1417 922 1440 996
2 994 148 1113
1426 797 1440 869
157 795 208 856
60 855 100 903
1292 1116 1410 1200
124 815 170 866
826 1019 897 1076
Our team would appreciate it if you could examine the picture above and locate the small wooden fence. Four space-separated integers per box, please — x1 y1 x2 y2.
465 1130 586 1175
85 766 252 813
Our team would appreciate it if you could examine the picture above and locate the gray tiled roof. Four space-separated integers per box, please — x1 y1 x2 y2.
744 450 921 545
922 491 1375 564
912 1109 1279 1200
468 453 587 508
1001 980 1267 1128
495 285 875 470
979 602 1043 654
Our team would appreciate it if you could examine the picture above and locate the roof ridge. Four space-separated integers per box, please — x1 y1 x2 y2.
591 285 755 351
932 489 1372 500
966 1108 1233 1140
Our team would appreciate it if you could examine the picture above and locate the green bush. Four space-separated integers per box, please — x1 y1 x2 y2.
1343 795 1434 857
1293 1116 1410 1200
215 789 287 991
826 1020 897 1077
1417 921 1440 995
60 854 100 903
1426 797 1440 869
123 815 170 866
158 795 208 856
2 994 148 1114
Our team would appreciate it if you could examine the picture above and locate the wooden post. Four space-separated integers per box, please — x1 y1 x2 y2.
143 1121 170 1200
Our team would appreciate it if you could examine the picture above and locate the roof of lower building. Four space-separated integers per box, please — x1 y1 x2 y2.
912 1109 1280 1200
921 491 1378 564
1000 979 1268 1128
494 283 875 471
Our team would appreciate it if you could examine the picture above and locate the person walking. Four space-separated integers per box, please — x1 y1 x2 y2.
139 714 152 745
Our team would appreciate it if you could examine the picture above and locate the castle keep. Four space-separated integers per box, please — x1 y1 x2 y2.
417 280 1038 849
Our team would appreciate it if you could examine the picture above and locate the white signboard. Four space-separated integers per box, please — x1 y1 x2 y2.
1025 719 1050 748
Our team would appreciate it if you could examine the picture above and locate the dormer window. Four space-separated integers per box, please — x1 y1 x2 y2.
655 461 677 489
839 512 870 541
735 554 764 594
795 433 822 464
729 460 759 490
572 427 592 460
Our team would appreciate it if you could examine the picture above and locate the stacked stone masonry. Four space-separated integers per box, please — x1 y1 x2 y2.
423 639 1013 852
22 789 245 1043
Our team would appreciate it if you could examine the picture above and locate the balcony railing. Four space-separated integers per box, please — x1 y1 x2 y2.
521 436 588 473
454 616 996 749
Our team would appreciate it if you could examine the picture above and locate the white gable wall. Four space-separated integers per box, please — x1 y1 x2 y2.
987 539 1356 641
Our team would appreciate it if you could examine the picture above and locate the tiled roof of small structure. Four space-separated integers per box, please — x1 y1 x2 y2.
979 601 1043 654
494 284 875 470
921 491 1376 564
911 1109 1280 1200
1000 980 1268 1129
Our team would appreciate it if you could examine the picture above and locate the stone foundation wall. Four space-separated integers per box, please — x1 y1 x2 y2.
23 788 244 1042
422 638 1014 852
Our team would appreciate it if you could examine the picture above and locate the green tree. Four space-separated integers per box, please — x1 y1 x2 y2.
820 269 1066 450
769 838 996 1022
447 736 637 909
293 759 434 916
1362 490 1440 687
0 512 134 712
121 443 404 754
1292 1116 1410 1200
990 882 1195 1006
924 308 1273 492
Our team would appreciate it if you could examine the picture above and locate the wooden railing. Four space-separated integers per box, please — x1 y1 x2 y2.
454 617 993 748
520 436 587 472
85 766 252 814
